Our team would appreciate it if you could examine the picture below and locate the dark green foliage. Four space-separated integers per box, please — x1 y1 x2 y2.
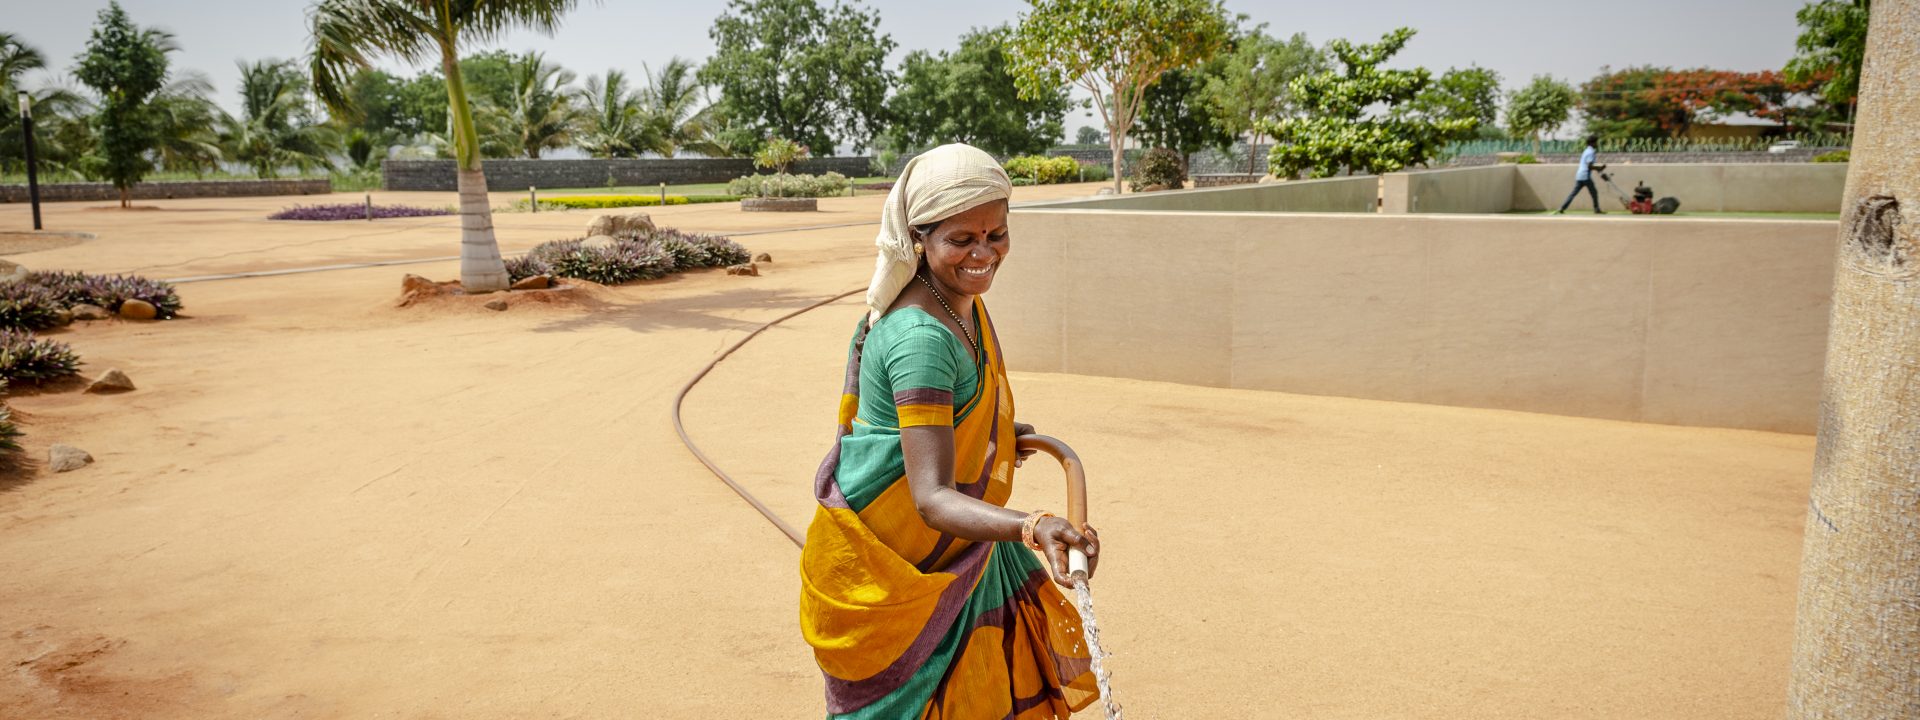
700 0 896 152
1813 149 1850 163
73 2 172 201
1130 147 1185 191
1409 66 1502 132
26 271 183 319
1135 66 1234 175
1784 0 1869 123
0 330 82 383
884 26 1070 157
0 284 65 331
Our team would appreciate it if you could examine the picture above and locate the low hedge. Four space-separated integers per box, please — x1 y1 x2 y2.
1812 150 1850 163
727 172 850 198
508 227 752 285
1004 155 1082 184
512 194 742 211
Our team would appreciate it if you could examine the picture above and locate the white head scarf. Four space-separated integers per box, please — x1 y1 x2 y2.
865 143 1012 326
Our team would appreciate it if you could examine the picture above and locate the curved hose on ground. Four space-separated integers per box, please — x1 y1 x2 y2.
671 288 864 548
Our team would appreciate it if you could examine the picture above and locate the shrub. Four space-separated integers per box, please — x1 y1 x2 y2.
0 330 82 383
652 229 751 269
754 137 809 173
1079 163 1113 182
26 271 184 318
0 402 21 460
1003 155 1081 184
504 255 553 283
0 283 65 331
1499 153 1539 164
727 172 850 198
1130 148 1184 191
269 203 453 221
499 195 739 212
1813 150 1850 163
526 238 677 285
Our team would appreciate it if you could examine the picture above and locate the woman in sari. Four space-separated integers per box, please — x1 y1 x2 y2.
800 143 1104 718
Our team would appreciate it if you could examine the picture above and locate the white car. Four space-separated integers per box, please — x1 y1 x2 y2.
1768 140 1801 154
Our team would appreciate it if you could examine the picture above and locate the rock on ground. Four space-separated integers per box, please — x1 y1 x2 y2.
70 304 111 321
585 212 655 238
484 299 509 311
510 275 551 291
119 299 158 320
582 235 618 250
726 263 759 277
753 253 772 263
48 444 92 473
86 369 136 394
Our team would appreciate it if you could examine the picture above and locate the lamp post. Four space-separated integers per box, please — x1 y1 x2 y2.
17 91 42 231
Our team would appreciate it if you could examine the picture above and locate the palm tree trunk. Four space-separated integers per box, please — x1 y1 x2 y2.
1787 2 1920 717
441 44 508 293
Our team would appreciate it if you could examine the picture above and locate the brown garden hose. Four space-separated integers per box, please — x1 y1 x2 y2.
1014 435 1090 537
671 288 864 548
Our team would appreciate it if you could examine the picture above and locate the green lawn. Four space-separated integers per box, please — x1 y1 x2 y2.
538 176 895 197
1505 209 1840 221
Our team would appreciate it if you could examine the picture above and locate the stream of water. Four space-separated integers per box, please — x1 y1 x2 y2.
1072 577 1123 720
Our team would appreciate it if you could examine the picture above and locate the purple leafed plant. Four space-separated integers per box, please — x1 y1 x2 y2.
0 329 82 383
269 203 454 221
26 271 184 319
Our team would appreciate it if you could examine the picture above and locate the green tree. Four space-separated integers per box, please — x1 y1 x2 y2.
1198 29 1324 174
396 71 453 138
1504 75 1578 154
1261 28 1472 178
1008 0 1233 193
1134 65 1233 183
573 69 652 158
309 0 584 294
220 59 337 178
884 26 1072 158
0 33 90 175
150 72 225 175
1409 66 1502 138
73 2 171 208
1074 125 1104 145
1579 65 1686 139
483 51 578 159
1784 0 1870 130
638 58 724 157
700 0 894 153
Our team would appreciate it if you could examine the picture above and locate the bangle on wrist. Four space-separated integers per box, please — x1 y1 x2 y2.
1020 510 1054 551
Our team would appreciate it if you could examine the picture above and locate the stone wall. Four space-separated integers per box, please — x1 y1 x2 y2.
0 178 331 203
382 157 874 192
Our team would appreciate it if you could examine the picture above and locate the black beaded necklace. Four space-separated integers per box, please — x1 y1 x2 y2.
915 273 980 359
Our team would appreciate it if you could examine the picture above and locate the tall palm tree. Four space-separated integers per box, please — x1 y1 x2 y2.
573 69 651 158
151 71 226 175
309 0 584 293
220 59 336 178
488 51 577 159
636 58 720 158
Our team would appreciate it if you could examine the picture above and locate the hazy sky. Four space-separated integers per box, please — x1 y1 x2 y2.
13 0 1810 135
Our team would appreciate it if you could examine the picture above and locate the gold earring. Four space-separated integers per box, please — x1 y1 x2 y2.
913 242 923 254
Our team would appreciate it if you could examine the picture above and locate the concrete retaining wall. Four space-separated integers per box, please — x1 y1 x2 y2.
382 157 874 191
995 209 1836 433
1028 174 1378 213
1385 165 1514 214
0 178 331 203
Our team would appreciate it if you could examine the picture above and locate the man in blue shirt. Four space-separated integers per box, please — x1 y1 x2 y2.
1556 135 1607 214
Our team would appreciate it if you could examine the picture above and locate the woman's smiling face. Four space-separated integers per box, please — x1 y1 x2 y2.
918 199 1010 297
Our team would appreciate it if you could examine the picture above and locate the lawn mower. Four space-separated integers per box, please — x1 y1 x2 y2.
1597 169 1681 215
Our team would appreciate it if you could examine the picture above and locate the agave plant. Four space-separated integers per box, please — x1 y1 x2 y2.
0 330 82 383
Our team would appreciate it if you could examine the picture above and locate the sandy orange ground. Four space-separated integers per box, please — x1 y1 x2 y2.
0 185 1812 718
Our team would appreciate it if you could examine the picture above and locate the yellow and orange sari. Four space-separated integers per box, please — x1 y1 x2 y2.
800 300 1098 718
